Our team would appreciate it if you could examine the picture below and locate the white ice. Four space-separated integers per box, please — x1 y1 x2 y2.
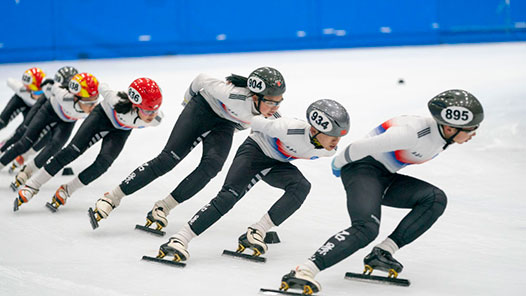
0 42 525 296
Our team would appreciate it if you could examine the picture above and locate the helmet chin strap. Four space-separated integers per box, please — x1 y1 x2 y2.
253 94 264 115
309 130 324 149
73 97 85 113
438 124 460 150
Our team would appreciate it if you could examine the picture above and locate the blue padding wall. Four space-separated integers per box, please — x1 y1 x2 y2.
1 0 525 63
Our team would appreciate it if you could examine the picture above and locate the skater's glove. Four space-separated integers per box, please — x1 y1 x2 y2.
40 78 55 88
331 158 341 177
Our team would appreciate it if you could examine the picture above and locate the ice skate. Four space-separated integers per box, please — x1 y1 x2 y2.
237 227 268 256
135 201 169 236
363 247 404 278
14 185 39 212
10 165 32 191
88 194 115 229
8 155 25 175
279 266 321 295
157 237 190 262
46 185 69 212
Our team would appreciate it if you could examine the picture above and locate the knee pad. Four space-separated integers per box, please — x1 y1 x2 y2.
92 154 114 174
51 146 81 167
197 155 226 179
351 221 380 246
150 150 178 176
288 177 311 205
210 186 240 215
431 188 448 217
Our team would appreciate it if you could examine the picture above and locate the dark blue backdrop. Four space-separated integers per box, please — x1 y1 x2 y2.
1 0 525 63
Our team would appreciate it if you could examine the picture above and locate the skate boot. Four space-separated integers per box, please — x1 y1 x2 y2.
363 247 404 278
8 155 25 175
146 200 170 229
280 266 321 295
14 185 39 212
10 165 32 191
237 227 267 256
88 194 115 229
46 185 70 212
157 237 190 262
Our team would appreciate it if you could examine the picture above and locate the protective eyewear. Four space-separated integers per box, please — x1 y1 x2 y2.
139 108 158 116
77 97 99 106
457 126 478 135
31 90 43 95
261 97 283 107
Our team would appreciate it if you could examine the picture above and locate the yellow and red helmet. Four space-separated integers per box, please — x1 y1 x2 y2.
68 73 99 98
22 67 46 91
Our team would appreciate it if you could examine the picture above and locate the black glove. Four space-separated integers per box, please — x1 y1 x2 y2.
40 78 55 88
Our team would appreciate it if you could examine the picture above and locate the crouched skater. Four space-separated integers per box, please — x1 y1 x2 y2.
279 90 484 295
155 99 350 264
14 78 163 212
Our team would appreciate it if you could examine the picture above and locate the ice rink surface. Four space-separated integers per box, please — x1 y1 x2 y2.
1 42 525 295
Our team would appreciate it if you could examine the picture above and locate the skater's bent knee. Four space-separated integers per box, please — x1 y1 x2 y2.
150 151 177 175
297 177 311 196
198 157 225 179
432 188 447 216
93 154 114 173
211 187 240 215
289 177 311 204
352 221 380 244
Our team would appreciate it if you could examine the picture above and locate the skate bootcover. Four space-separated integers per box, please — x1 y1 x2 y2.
13 185 39 212
46 185 69 212
10 165 31 192
222 228 267 263
275 269 321 295
88 196 115 229
8 155 25 175
363 247 403 276
135 209 166 236
142 238 187 268
345 247 410 286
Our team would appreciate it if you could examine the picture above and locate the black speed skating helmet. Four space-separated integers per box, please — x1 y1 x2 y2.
428 89 484 128
247 67 286 97
307 99 350 137
54 66 79 88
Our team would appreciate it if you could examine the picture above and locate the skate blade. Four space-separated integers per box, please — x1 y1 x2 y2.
88 207 100 229
259 288 314 296
8 165 17 175
141 255 186 268
10 182 19 192
134 224 166 236
13 198 21 212
344 271 410 287
222 249 266 263
45 202 59 213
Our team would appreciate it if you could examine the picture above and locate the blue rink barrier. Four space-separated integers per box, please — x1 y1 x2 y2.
0 0 525 63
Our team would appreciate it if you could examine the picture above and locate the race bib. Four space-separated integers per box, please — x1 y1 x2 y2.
440 106 473 125
128 87 143 104
309 110 333 133
248 76 266 93
68 80 81 94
